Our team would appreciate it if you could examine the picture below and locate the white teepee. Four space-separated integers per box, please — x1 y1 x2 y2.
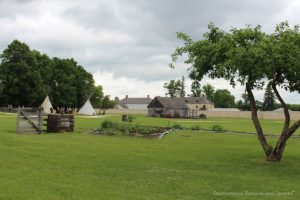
78 99 96 115
40 96 53 114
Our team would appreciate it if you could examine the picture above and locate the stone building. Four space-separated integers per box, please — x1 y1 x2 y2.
147 96 214 118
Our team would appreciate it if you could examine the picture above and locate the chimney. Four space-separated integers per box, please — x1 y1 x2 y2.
147 95 150 98
125 95 128 99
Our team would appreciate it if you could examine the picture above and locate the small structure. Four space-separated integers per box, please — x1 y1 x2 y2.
147 96 214 118
115 95 152 110
78 99 96 115
40 96 54 114
16 107 75 133
47 114 74 133
16 107 43 133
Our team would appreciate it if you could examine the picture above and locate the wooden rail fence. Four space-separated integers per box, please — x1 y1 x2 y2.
16 108 43 133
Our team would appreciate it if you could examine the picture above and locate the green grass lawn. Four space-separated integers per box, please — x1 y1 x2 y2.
0 112 299 199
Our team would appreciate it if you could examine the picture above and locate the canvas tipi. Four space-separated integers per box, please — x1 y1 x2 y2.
78 99 96 115
40 96 53 114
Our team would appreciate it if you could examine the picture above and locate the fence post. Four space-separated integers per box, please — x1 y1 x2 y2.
16 107 20 133
38 108 43 133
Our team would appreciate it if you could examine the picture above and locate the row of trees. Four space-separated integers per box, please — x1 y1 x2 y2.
0 40 115 109
170 22 300 161
163 78 279 110
163 76 186 97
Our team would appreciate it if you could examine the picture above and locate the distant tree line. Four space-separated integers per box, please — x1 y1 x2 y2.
0 40 115 110
163 78 236 108
164 78 299 110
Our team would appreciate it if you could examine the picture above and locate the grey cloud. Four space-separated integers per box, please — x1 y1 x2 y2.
0 0 298 102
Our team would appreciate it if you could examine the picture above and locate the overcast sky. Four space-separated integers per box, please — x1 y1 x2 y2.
0 0 299 103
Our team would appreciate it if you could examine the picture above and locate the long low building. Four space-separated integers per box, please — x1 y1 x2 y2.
147 96 214 118
115 95 152 110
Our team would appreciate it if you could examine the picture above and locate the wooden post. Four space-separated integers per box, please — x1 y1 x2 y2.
16 107 20 133
38 109 43 133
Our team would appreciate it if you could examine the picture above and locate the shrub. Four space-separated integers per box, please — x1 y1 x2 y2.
191 125 201 130
211 124 223 132
97 120 168 136
101 120 116 129
127 115 135 122
172 123 185 130
199 114 207 119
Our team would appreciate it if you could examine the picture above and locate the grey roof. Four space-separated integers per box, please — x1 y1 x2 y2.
120 97 152 105
148 96 214 109
117 101 128 108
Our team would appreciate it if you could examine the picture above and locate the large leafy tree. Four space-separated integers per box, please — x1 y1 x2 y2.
190 81 202 97
163 79 181 97
32 50 53 96
0 40 100 109
90 85 104 108
236 93 249 111
50 58 95 108
202 84 215 101
213 89 235 108
100 95 116 114
50 58 78 108
179 76 186 97
75 65 95 108
0 40 43 106
171 22 300 161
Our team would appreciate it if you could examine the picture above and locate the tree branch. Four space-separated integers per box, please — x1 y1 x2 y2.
271 82 290 134
246 83 272 156
286 120 300 138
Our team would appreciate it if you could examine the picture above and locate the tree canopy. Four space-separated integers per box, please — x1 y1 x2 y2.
163 77 186 97
190 81 202 97
171 22 300 161
213 89 235 108
0 40 104 109
0 40 43 106
202 84 215 102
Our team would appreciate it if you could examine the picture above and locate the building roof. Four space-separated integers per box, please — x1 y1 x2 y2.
118 101 128 108
121 97 153 104
117 96 153 108
148 96 214 109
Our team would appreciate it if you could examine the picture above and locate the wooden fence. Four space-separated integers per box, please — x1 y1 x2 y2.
16 107 43 133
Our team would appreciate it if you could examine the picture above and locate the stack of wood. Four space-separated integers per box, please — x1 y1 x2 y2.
47 114 74 133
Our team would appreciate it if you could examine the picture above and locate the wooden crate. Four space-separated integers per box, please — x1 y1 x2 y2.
47 114 74 133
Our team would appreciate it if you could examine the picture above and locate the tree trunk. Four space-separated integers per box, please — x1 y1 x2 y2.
267 135 287 161
267 83 300 161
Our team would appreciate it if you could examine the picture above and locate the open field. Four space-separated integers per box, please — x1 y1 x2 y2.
0 112 300 199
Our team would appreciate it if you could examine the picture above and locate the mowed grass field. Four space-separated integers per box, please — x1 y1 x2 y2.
0 112 300 200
